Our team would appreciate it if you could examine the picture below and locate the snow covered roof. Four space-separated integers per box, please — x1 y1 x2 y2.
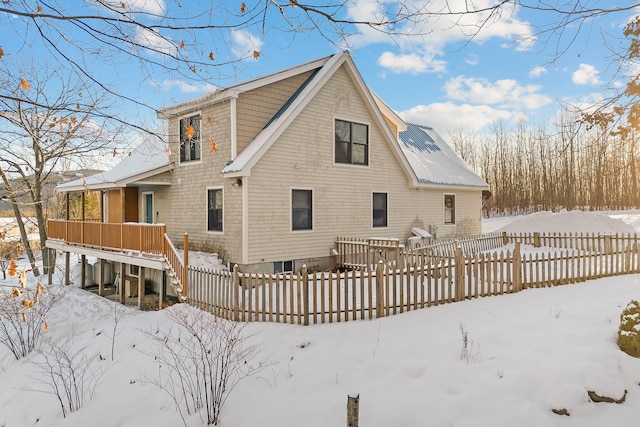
398 124 489 188
56 137 172 192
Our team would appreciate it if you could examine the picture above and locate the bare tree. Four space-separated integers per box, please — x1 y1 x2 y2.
0 65 120 274
0 1 637 132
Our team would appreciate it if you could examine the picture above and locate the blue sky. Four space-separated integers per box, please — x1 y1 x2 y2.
1 1 638 138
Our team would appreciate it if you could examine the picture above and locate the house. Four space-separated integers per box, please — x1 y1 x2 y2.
47 51 489 288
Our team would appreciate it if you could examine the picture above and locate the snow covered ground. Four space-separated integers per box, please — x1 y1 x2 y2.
1 210 640 427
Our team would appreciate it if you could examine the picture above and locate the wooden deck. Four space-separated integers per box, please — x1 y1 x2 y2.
47 219 167 256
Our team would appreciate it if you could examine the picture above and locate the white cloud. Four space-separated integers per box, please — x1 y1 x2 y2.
529 66 547 78
134 27 176 56
377 51 446 74
399 102 515 133
444 76 552 110
97 0 165 15
572 64 602 86
231 29 264 59
149 79 217 93
347 0 536 75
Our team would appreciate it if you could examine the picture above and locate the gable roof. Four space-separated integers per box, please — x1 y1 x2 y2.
56 137 172 192
398 124 489 188
220 51 416 182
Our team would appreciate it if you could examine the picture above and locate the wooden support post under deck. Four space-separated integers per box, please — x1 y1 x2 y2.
47 249 53 286
138 266 145 309
65 252 70 286
98 259 105 296
158 272 165 310
81 254 86 289
119 262 126 304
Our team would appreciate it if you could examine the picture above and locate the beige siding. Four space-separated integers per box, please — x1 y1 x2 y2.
163 100 243 263
245 66 483 265
159 61 483 271
235 71 314 154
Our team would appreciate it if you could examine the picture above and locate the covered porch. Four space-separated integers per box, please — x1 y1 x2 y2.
45 141 185 309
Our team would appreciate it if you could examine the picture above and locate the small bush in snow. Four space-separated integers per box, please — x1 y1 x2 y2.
33 335 103 418
143 307 265 426
0 280 61 359
617 300 640 358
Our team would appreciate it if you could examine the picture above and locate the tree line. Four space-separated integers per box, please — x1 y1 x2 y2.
451 116 640 216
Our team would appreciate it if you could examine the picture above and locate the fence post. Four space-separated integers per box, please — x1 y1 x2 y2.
347 394 359 427
534 232 541 248
375 260 384 317
302 264 309 326
455 246 465 301
233 264 240 321
513 242 522 292
502 231 508 245
604 235 612 254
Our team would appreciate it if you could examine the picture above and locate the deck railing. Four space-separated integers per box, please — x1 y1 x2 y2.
47 219 167 256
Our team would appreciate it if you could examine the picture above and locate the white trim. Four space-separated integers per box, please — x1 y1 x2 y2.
230 97 237 159
205 186 224 234
242 177 248 264
371 191 389 230
333 116 371 168
290 187 314 233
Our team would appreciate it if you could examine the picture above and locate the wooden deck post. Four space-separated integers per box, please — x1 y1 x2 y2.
119 262 126 304
138 266 145 309
65 252 70 285
302 265 309 326
347 394 359 427
158 272 165 310
182 233 189 300
80 254 86 289
98 259 105 296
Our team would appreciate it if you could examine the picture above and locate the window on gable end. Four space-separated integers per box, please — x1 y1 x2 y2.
179 114 201 162
335 119 368 166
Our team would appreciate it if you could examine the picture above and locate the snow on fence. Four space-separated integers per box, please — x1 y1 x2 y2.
186 232 640 325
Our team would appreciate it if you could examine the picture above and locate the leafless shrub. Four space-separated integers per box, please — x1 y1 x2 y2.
142 306 266 425
460 323 481 363
0 282 62 359
0 239 23 280
32 335 104 418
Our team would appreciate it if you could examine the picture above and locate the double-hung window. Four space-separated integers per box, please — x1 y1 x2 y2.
372 192 388 227
292 189 312 231
207 188 223 232
179 114 201 162
335 119 368 165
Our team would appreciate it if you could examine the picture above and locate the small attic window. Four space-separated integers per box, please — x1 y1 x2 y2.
335 119 368 166
179 114 201 163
